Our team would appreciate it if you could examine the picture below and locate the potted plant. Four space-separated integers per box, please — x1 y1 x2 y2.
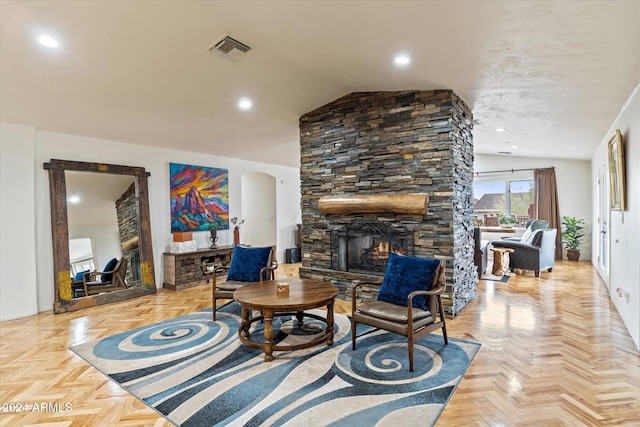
497 214 520 228
562 216 585 261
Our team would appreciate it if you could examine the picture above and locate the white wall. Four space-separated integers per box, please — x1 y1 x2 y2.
474 154 593 259
591 85 639 349
0 123 300 318
0 123 38 320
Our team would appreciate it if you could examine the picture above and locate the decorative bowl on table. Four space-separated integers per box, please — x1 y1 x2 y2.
276 282 289 293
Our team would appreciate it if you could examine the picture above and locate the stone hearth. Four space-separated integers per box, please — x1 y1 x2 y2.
299 90 477 317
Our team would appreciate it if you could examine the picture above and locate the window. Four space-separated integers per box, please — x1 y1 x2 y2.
71 258 95 276
473 179 535 227
69 237 95 275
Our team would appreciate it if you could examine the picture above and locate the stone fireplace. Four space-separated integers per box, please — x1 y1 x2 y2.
298 90 477 317
331 219 414 275
116 183 142 286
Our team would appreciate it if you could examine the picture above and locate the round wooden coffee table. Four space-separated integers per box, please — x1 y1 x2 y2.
233 279 339 362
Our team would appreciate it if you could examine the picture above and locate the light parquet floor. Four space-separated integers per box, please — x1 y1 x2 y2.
1 261 639 426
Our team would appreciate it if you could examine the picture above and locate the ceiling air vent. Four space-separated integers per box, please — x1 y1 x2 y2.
207 34 251 62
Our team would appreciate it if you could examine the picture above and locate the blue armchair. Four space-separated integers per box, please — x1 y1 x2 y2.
212 245 277 321
491 228 557 277
351 254 447 372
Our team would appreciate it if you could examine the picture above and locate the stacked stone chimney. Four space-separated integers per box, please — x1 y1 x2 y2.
116 183 141 286
299 90 476 317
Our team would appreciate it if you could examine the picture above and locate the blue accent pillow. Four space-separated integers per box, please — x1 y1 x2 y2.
74 270 90 281
101 258 119 282
227 246 272 282
377 253 441 310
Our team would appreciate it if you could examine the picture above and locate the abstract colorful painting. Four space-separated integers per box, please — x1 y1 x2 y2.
170 163 229 232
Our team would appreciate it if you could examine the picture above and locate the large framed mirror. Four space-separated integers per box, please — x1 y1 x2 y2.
44 159 156 314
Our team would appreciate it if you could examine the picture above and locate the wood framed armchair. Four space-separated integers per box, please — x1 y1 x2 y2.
352 254 447 372
82 257 128 296
212 245 277 321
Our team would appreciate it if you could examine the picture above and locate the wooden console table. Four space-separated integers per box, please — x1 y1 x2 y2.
163 246 234 291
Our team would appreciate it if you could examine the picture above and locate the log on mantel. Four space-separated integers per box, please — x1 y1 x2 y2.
318 194 428 216
122 236 139 252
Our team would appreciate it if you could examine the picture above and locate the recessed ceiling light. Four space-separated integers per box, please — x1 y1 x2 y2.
394 55 411 66
68 195 80 204
238 98 252 110
494 127 507 132
38 35 59 48
511 145 519 149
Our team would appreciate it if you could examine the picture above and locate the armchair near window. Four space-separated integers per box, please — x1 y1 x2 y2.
491 228 557 277
212 245 277 321
352 254 447 372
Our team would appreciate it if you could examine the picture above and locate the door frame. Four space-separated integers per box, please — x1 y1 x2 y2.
596 163 610 286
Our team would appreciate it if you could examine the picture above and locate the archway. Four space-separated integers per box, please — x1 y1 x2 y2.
240 172 277 248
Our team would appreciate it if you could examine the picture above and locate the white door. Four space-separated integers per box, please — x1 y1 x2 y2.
596 164 609 284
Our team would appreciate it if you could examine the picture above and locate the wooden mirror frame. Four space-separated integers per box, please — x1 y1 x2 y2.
44 159 156 314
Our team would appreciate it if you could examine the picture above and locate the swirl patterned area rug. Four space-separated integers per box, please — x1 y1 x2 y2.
70 303 480 427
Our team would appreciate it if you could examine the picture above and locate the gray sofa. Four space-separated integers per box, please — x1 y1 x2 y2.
491 228 557 277
501 219 549 242
473 227 488 278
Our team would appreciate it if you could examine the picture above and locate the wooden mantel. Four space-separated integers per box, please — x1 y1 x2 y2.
318 193 428 216
122 236 139 252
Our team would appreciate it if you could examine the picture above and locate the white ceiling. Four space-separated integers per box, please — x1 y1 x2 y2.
66 171 134 228
1 1 638 167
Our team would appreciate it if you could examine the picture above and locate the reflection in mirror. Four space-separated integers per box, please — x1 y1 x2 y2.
44 159 156 314
69 238 96 287
66 171 141 298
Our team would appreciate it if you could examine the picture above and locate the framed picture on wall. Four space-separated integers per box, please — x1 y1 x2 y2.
607 129 626 211
170 163 229 232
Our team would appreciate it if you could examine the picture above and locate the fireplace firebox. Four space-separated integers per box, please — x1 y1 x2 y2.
331 220 413 275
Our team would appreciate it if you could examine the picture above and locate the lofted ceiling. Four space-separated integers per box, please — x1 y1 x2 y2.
1 1 638 168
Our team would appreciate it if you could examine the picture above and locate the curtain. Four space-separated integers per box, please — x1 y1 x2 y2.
534 167 562 259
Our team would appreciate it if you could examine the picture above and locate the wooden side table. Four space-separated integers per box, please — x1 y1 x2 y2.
491 247 515 275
